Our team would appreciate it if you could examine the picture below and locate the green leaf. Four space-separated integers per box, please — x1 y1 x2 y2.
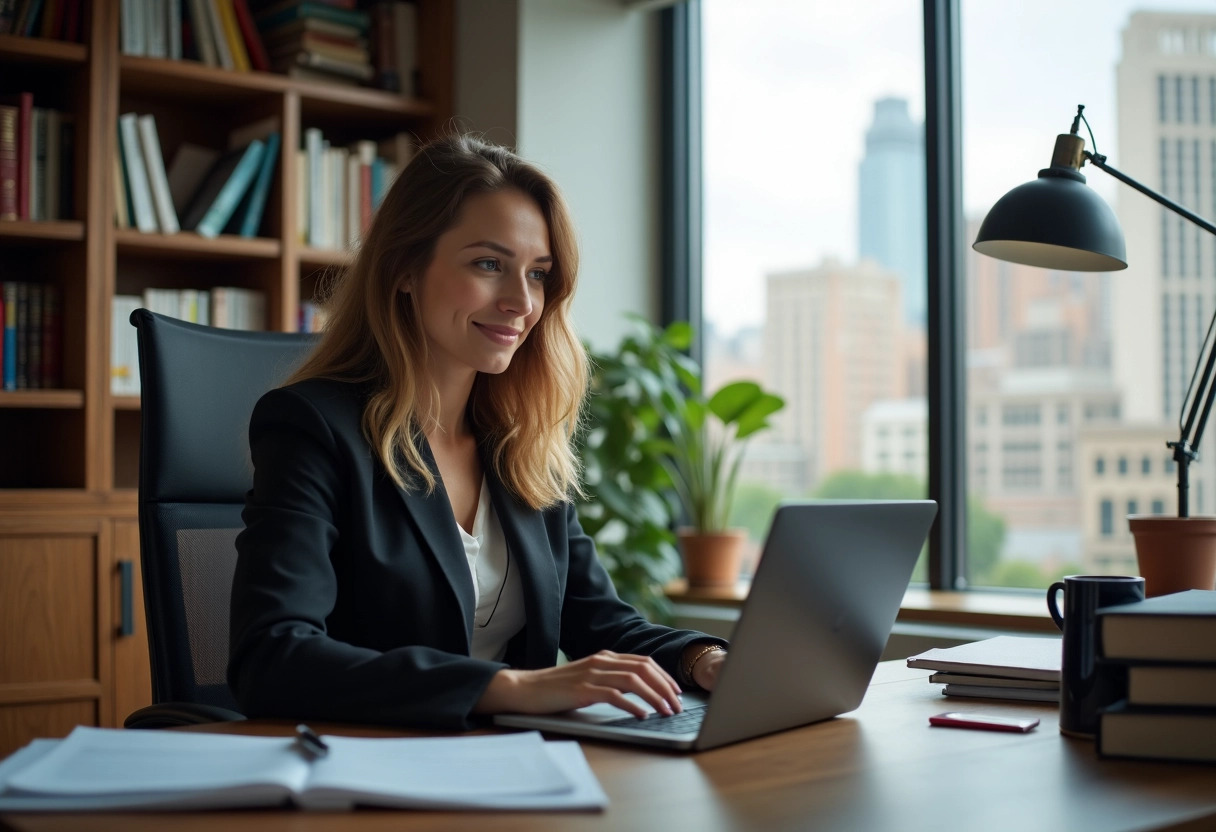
733 393 786 439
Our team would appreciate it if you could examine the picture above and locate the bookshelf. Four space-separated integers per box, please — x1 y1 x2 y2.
0 0 453 757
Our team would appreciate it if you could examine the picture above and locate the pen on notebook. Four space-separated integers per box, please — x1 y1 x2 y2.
294 724 330 759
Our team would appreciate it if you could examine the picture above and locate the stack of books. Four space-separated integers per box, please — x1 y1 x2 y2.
1096 589 1216 763
906 635 1062 702
255 0 374 86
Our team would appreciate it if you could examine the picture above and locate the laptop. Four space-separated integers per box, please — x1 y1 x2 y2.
494 499 938 751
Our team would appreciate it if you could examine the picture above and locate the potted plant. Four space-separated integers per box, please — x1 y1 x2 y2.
645 345 784 588
577 317 785 611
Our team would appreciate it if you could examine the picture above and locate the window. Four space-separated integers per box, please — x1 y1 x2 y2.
1142 456 1152 475
689 0 1216 591
700 0 928 576
961 0 1216 588
1152 499 1166 514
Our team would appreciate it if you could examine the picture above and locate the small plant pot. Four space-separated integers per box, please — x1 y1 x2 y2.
1128 515 1216 597
678 528 746 588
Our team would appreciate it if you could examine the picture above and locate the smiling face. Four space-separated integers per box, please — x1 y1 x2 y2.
409 187 551 385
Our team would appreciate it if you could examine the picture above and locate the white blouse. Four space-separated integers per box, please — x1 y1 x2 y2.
458 478 525 662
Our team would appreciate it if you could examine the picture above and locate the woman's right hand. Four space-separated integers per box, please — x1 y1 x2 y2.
472 650 683 719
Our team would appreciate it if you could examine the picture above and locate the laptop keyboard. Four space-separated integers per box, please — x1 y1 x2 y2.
602 704 709 734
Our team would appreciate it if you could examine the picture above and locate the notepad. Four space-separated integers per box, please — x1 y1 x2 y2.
0 727 607 812
906 636 1062 682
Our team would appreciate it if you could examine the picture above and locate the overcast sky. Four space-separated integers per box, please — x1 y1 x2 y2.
703 0 1216 335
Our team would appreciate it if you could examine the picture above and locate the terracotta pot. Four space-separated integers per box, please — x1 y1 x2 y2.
1128 515 1216 597
678 528 746 588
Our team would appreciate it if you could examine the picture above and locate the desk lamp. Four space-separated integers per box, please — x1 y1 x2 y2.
974 104 1216 519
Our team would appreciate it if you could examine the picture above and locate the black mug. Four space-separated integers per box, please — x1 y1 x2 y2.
1047 575 1145 738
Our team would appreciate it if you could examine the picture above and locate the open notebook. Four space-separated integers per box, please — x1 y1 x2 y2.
0 726 606 812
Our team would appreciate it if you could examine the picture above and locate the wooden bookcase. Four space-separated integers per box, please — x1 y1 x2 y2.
0 0 453 757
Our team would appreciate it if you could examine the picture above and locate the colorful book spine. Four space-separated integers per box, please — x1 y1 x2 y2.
232 0 270 71
195 138 265 238
137 114 180 234
237 131 279 237
204 0 235 69
118 112 158 233
2 282 15 390
0 104 16 220
216 0 251 71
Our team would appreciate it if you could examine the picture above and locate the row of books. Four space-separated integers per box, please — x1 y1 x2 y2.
1095 589 1216 763
0 93 74 222
908 635 1061 703
115 113 279 239
1 281 62 391
117 0 418 94
299 127 413 250
0 0 86 41
121 0 266 69
111 288 269 394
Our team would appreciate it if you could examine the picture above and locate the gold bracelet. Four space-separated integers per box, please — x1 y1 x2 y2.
684 644 726 682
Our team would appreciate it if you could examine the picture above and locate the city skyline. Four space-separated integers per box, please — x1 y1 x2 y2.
703 0 1216 337
704 5 1216 583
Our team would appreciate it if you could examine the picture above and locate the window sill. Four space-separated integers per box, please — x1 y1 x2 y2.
664 580 1057 634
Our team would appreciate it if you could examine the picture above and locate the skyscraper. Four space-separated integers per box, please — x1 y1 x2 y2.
1113 12 1216 514
765 258 905 488
858 97 926 326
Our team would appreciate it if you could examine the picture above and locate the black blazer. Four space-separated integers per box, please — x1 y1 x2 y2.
228 378 723 729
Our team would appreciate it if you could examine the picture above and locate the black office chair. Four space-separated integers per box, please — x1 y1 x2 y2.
124 310 317 729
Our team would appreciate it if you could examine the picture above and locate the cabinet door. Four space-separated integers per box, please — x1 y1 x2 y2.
0 518 107 757
110 518 152 725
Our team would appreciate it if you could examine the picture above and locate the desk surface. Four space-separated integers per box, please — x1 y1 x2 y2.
4 662 1215 832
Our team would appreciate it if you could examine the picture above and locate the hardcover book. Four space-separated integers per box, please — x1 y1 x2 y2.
1098 590 1216 663
1097 701 1216 763
1127 664 1216 708
117 112 158 233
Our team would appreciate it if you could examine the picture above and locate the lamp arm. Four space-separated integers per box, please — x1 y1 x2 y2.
1083 151 1216 237
1083 150 1216 518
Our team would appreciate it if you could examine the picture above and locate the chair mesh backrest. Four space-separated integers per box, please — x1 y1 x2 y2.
132 310 317 708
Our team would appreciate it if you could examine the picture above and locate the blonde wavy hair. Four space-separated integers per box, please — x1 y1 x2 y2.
286 133 588 510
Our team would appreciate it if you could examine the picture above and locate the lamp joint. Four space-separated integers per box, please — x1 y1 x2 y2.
1168 439 1198 464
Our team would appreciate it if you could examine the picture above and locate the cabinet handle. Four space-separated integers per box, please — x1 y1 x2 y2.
118 560 135 637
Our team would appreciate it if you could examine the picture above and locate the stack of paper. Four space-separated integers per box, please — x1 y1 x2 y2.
0 727 607 812
907 635 1062 703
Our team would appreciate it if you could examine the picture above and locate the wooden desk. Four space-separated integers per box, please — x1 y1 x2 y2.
3 662 1215 832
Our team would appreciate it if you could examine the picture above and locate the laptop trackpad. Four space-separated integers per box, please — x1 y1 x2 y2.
562 691 711 723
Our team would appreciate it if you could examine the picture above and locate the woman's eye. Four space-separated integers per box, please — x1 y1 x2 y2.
475 259 500 272
528 268 549 281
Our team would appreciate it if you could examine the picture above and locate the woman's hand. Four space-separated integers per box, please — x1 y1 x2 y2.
688 646 727 691
473 651 683 719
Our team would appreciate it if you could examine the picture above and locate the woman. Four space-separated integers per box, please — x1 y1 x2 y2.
228 133 728 729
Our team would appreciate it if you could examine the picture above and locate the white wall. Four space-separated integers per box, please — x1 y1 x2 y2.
455 0 662 350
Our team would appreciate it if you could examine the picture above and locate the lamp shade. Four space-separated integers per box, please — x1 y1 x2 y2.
973 168 1128 272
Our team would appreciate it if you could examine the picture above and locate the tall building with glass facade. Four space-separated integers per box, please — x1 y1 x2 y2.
858 97 926 326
